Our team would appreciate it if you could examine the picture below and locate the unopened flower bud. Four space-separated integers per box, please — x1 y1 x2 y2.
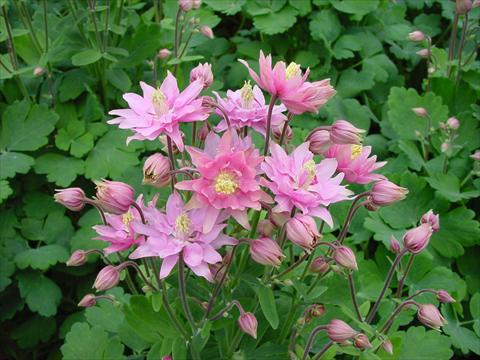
416 49 430 58
436 290 455 303
417 304 447 329
33 66 45 76
470 150 480 161
447 117 459 129
67 250 87 266
250 237 285 267
197 123 210 142
93 265 120 291
354 333 373 350
190 63 213 88
307 129 332 154
158 48 172 59
200 25 214 39
78 294 97 307
370 180 408 206
381 339 393 355
441 142 449 153
390 236 401 254
258 219 275 237
330 120 365 145
286 214 320 249
412 107 429 118
334 246 358 271
54 187 86 211
327 319 357 342
192 0 202 9
309 256 329 274
421 209 440 232
143 153 171 188
403 223 433 254
408 31 426 42
456 0 473 14
238 312 257 339
179 0 194 11
272 124 292 144
305 304 326 323
439 122 447 130
95 180 134 214
269 211 289 228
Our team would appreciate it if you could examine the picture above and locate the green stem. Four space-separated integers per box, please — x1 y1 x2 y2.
302 326 328 360
313 341 334 360
395 254 415 298
178 253 197 332
159 280 189 339
348 273 362 321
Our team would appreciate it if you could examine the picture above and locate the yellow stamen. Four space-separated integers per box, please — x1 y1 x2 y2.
152 88 169 115
240 80 254 109
214 171 238 195
303 160 316 179
175 213 191 234
285 62 301 80
122 211 133 225
351 144 363 159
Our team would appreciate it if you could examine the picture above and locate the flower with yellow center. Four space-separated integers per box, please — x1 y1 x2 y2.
350 144 363 160
214 171 238 195
240 80 254 109
122 210 134 225
152 88 169 115
175 213 191 234
303 160 317 178
285 62 301 80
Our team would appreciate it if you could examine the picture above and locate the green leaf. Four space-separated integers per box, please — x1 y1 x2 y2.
0 152 34 179
55 120 94 157
59 70 89 102
397 140 425 171
11 315 56 349
333 34 363 59
71 49 102 66
17 271 62 317
20 210 74 244
413 267 467 302
107 68 132 92
257 284 279 329
443 305 480 355
34 154 84 187
85 296 124 333
0 180 13 203
399 327 453 360
15 245 69 270
204 0 245 15
330 0 379 20
325 97 371 131
0 258 15 292
426 173 480 202
253 6 298 35
470 293 480 337
0 100 58 151
61 323 125 360
336 68 376 98
167 55 205 65
309 9 342 49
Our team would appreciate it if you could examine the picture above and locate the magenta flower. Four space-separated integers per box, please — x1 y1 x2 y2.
108 72 209 151
261 142 351 227
213 82 287 136
176 130 272 232
239 51 335 114
130 192 236 281
325 144 386 184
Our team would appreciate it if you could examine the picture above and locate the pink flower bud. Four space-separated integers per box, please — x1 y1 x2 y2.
197 123 210 142
456 0 472 14
421 209 440 232
210 262 228 283
179 0 194 11
54 187 86 211
192 0 202 9
381 339 393 355
390 236 401 254
143 153 171 188
33 66 45 76
95 180 135 214
447 117 459 129
286 214 320 249
257 219 275 237
307 129 332 154
417 304 447 329
250 237 285 267
200 25 214 39
238 312 257 339
66 250 87 266
78 294 97 307
272 124 292 144
412 107 429 118
269 211 289 228
158 48 172 59
305 304 326 323
334 246 358 271
327 319 357 342
470 150 480 161
93 265 120 291
403 223 433 254
309 256 329 274
162 356 173 360
408 31 426 42
330 120 365 145
370 180 408 206
416 49 430 58
436 290 455 303
190 63 213 88
441 142 449 153
354 333 373 350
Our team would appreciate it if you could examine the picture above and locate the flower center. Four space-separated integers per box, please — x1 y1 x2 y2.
285 62 301 80
214 171 238 195
152 88 169 115
122 210 133 225
175 213 191 234
240 80 254 109
303 160 316 178
350 144 363 159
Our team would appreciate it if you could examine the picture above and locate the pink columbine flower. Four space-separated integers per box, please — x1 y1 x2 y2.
446 117 459 129
370 180 408 206
330 120 365 145
158 48 171 59
66 250 87 266
309 256 329 274
412 107 429 118
200 25 214 39
93 265 120 291
408 31 426 42
143 153 171 188
307 128 332 155
250 237 284 267
325 144 386 184
78 294 97 308
262 142 351 227
403 223 433 254
286 214 320 249
437 290 455 303
390 236 402 254
470 150 480 161
382 339 394 355
421 209 440 232
239 51 335 114
95 180 135 214
190 63 213 89
354 333 373 350
213 81 287 137
417 304 447 329
327 319 357 342
334 246 358 271
238 312 258 339
176 130 272 232
130 192 236 281
108 73 209 151
54 188 86 211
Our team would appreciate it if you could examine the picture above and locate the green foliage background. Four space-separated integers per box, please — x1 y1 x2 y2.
0 0 479 359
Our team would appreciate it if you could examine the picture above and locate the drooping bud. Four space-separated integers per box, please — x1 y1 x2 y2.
66 250 87 266
330 120 365 145
192 0 202 9
305 304 326 323
417 304 447 329
390 236 401 254
250 237 285 267
158 48 172 59
272 124 292 144
436 290 455 303
197 123 210 142
456 0 473 14
441 142 449 153
354 333 373 350
309 256 329 274
446 117 459 129
333 246 358 271
327 319 357 342
370 180 408 206
307 129 332 155
78 294 97 308
421 209 440 232
381 339 394 355
179 0 194 11
143 153 171 188
238 312 258 339
93 265 120 291
257 219 275 237
269 211 289 228
95 180 134 214
408 31 426 42
412 107 429 118
33 66 45 76
190 63 213 88
403 223 433 254
200 25 214 39
470 150 480 161
416 49 430 58
54 188 86 211
286 214 320 249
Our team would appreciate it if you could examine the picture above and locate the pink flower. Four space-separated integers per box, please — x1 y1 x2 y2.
286 214 320 249
417 304 447 329
325 144 386 184
239 51 335 114
447 117 459 129
200 25 214 39
306 129 332 155
66 250 87 266
238 312 258 339
408 31 426 42
213 82 287 137
93 265 120 291
54 188 86 211
403 223 433 254
130 192 236 281
78 294 97 308
327 319 357 342
421 209 440 232
381 340 393 355
250 237 284 267
176 130 272 232
330 120 365 145
309 256 329 274
190 63 213 89
334 246 358 270
95 180 135 214
261 142 351 227
471 150 480 161
370 180 408 206
436 290 455 303
354 334 373 349
108 73 209 151
143 153 171 188
412 107 428 118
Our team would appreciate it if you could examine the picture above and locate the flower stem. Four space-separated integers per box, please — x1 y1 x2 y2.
337 192 370 244
279 112 293 146
173 7 182 75
178 253 197 332
406 288 437 301
159 280 189 340
264 95 278 156
447 13 459 77
395 253 415 298
121 261 158 291
271 251 310 280
166 135 176 191
348 273 362 321
313 340 334 360
380 300 419 334
302 325 328 360
455 13 469 84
